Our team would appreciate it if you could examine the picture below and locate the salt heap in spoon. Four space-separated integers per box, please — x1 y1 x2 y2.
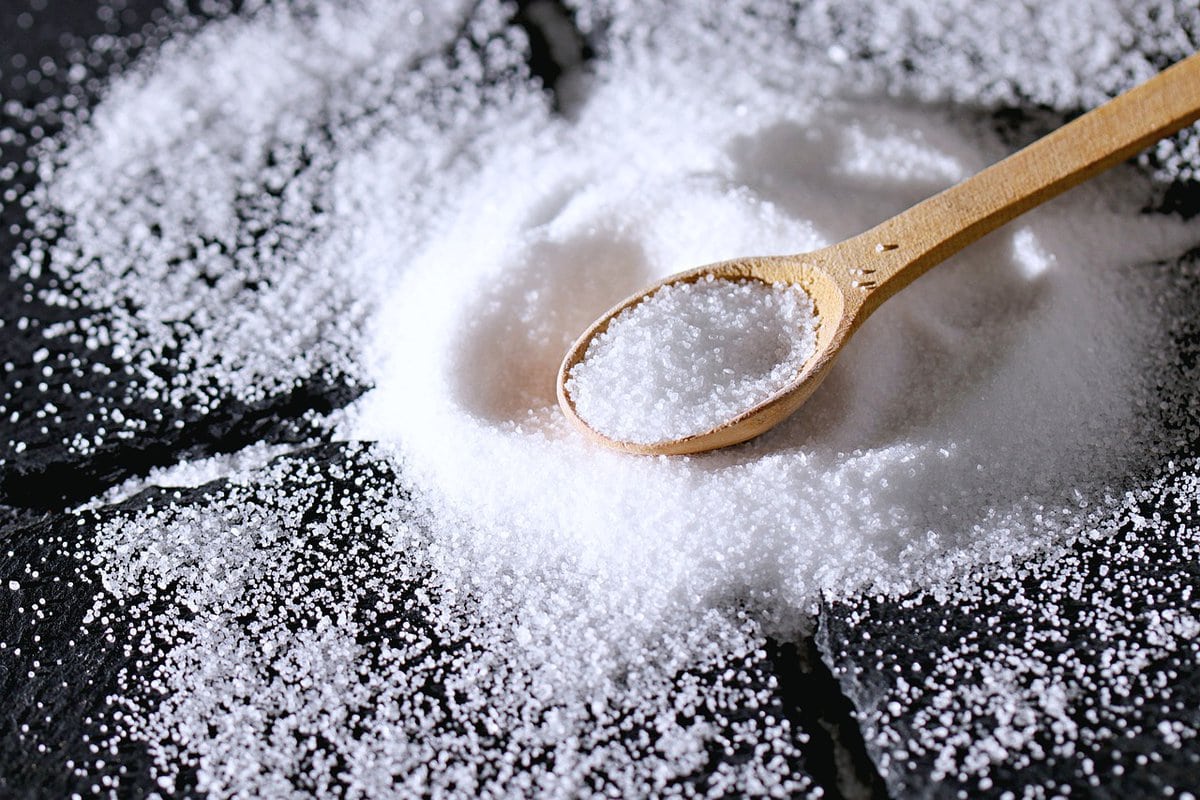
564 277 819 444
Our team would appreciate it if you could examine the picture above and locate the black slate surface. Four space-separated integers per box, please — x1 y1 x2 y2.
0 0 364 512
2 443 859 797
818 463 1200 798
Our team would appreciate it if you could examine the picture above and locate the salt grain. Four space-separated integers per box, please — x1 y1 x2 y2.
565 278 819 444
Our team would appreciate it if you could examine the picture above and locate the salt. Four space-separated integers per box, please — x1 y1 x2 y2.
564 278 819 444
6 0 1200 795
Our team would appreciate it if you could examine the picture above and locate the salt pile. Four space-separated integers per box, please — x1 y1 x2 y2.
6 0 1200 795
565 278 819 444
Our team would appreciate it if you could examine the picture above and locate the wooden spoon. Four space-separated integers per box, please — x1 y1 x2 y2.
557 52 1200 456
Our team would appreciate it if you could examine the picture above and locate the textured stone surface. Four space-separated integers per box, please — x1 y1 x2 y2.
1 443 849 797
0 1 364 511
818 462 1200 798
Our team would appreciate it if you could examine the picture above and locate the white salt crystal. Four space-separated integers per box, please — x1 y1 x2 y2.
565 278 819 444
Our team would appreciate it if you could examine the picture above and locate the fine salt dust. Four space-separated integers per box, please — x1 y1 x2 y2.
11 0 1200 795
564 278 819 444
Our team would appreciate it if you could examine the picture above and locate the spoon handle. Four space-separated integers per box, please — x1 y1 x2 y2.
850 51 1200 313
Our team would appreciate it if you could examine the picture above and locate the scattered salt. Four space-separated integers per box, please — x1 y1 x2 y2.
74 440 302 512
5 0 1200 796
565 278 819 444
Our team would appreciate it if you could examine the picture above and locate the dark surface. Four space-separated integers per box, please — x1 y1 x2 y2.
818 464 1200 798
1 487 206 799
0 0 362 511
1 1 1199 798
0 0 593 512
1 443 844 798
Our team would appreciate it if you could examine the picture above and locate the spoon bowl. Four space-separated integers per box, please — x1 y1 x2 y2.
558 52 1200 455
556 253 852 454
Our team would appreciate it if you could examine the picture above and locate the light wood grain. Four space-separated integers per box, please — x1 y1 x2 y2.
558 52 1200 455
